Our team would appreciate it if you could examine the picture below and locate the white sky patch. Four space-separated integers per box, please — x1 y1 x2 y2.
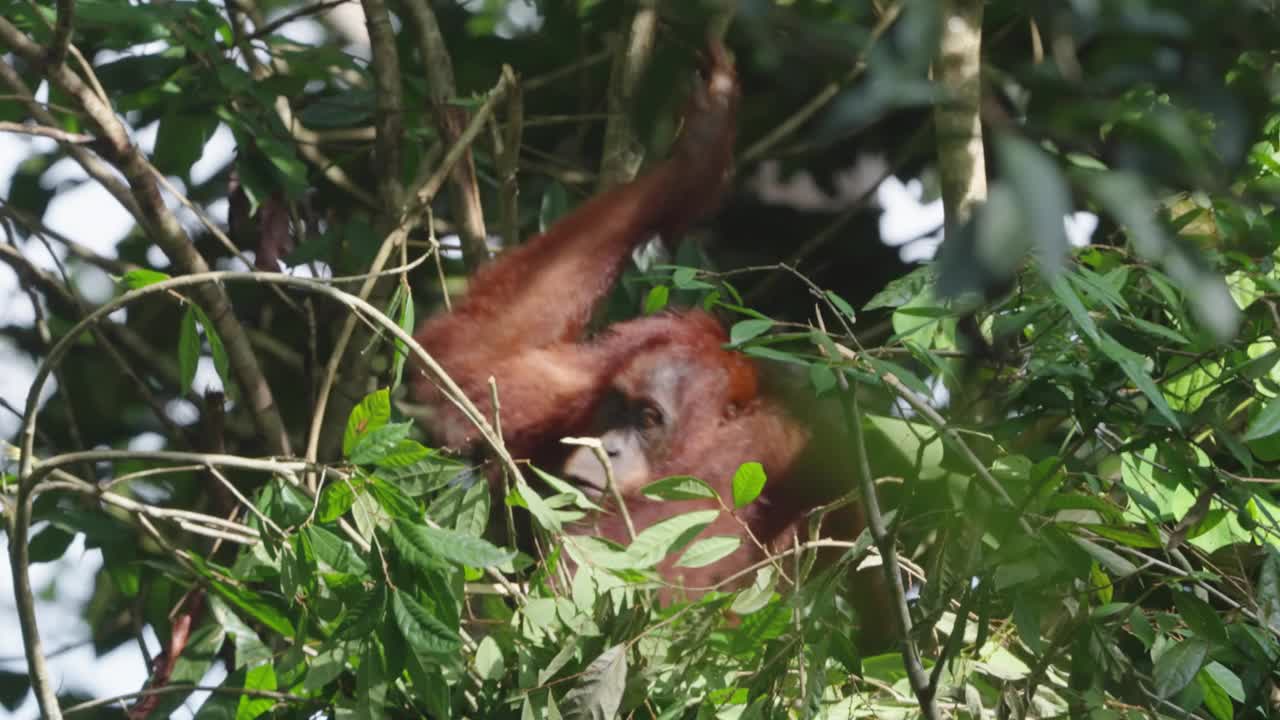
190 124 236 186
0 534 150 719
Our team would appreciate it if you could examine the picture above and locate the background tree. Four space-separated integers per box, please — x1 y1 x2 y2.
3 0 1280 718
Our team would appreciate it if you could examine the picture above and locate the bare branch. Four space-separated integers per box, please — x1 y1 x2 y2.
401 0 489 266
359 0 405 208
0 120 92 143
598 0 658 189
933 0 987 229
48 0 74 67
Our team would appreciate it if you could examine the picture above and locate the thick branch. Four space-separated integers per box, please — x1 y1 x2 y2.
360 0 405 209
402 0 489 266
0 18 291 455
933 0 987 230
598 0 658 189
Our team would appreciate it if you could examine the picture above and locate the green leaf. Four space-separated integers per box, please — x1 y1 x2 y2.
641 475 718 501
1050 274 1100 342
390 285 415 390
1071 536 1139 577
236 663 276 719
178 307 200 393
155 111 218 176
824 290 857 321
732 462 767 508
1244 397 1280 441
474 634 505 681
1197 669 1234 720
625 509 719 568
190 306 231 393
1173 591 1229 647
392 519 514 569
209 580 294 637
1204 662 1245 702
317 480 357 523
729 319 773 346
356 640 389 720
120 268 171 289
675 536 742 568
643 285 670 315
563 645 627 720
349 422 413 466
305 525 367 574
1097 332 1181 429
539 181 569 231
1153 637 1209 698
344 388 391 457
730 566 778 615
391 591 462 658
863 266 934 311
997 133 1071 275
27 525 74 563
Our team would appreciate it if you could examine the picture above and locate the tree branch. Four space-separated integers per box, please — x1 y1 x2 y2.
597 0 658 189
0 18 292 455
402 0 489 266
933 0 987 230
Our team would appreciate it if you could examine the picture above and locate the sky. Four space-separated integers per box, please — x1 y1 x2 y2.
0 5 1098 717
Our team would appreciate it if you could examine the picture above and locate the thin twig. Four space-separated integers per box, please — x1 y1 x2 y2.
561 436 637 542
0 120 92 143
741 4 901 164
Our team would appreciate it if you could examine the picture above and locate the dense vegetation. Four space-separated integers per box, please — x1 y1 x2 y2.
4 1 1280 718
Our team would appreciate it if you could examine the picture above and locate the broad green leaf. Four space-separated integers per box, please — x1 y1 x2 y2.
997 133 1071 275
1197 669 1234 720
730 566 778 615
644 285 670 314
1153 637 1208 698
863 266 934 311
392 519 515 569
1072 536 1138 577
729 318 773 346
178 307 200 392
305 525 367 575
824 290 857 321
1173 591 1228 647
120 268 170 289
356 640 389 720
210 580 294 637
236 663 276 719
1244 397 1280 441
641 475 718 501
563 645 627 720
390 285 415 390
317 481 356 523
1050 274 1100 342
1204 662 1245 702
675 536 741 568
190 305 231 392
392 591 462 658
625 509 719 567
1097 332 1181 429
732 462 767 508
344 388 391 457
349 421 413 465
474 634 505 681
